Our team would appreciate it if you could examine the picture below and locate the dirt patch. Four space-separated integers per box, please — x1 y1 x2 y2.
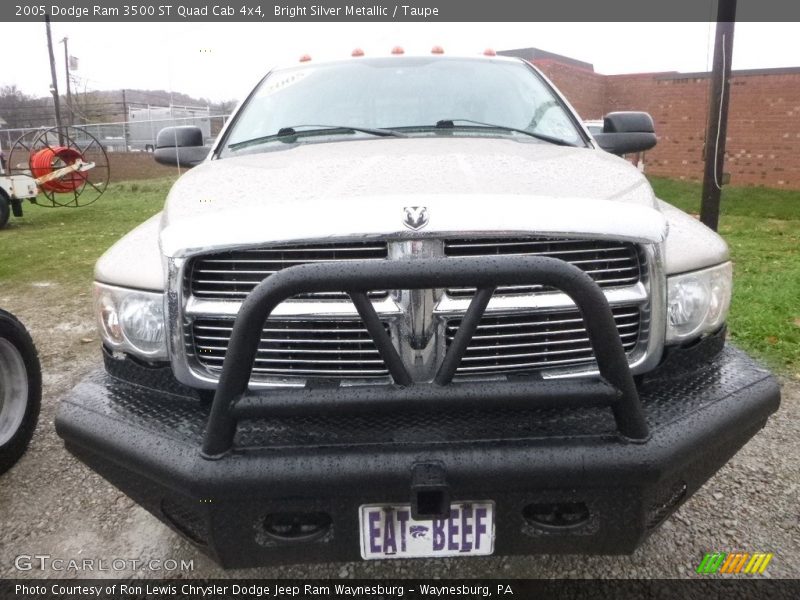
107 152 180 182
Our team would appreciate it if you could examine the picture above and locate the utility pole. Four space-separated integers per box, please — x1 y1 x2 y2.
700 0 737 231
60 36 73 125
45 14 64 142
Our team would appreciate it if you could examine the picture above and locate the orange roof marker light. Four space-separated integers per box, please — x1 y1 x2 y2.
352 48 365 57
299 54 312 62
483 48 497 57
431 45 445 54
391 46 405 55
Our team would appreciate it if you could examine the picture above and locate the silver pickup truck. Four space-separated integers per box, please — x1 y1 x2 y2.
57 52 780 568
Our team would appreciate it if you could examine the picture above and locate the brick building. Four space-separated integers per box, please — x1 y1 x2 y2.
500 47 800 189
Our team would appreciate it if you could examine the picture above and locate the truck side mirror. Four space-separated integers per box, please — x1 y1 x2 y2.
153 126 209 168
592 112 657 156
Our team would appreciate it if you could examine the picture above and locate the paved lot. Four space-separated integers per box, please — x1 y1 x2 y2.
1 283 797 579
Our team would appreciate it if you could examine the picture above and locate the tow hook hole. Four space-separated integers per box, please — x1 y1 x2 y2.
523 502 590 530
262 512 332 542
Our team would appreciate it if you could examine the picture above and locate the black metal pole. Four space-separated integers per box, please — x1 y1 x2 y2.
434 287 494 386
700 0 737 231
349 291 412 386
45 14 64 141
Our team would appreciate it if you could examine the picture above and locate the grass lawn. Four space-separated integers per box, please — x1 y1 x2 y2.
1 175 798 375
650 177 800 375
0 179 174 284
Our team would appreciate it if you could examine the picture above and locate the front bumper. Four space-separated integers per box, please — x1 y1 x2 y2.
57 342 779 568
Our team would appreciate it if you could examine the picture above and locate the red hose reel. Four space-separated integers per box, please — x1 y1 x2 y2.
6 126 110 207
29 146 86 193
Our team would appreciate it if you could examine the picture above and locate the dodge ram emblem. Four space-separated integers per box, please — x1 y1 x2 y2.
403 206 429 230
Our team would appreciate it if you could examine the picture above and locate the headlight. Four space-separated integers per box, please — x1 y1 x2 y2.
94 283 167 360
666 262 732 343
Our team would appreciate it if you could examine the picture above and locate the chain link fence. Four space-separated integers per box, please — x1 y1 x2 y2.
0 113 230 154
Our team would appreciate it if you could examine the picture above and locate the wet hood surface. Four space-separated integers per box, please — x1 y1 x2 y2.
162 136 657 223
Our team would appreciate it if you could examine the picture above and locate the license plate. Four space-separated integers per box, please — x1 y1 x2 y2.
359 501 495 560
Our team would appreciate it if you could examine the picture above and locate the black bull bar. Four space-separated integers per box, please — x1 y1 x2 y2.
201 255 650 457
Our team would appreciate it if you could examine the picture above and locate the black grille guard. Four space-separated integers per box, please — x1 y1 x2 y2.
202 255 650 457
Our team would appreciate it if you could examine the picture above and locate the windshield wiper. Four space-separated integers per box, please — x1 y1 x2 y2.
229 124 406 150
434 119 578 147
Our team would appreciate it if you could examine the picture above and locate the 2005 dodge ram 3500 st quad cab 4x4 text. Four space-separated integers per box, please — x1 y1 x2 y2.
56 52 780 568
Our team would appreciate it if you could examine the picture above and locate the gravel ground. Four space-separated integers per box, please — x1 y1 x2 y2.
1 281 797 580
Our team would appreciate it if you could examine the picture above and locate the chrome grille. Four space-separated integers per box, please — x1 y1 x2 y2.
180 236 652 386
190 318 391 378
189 241 389 300
444 237 643 297
446 307 643 375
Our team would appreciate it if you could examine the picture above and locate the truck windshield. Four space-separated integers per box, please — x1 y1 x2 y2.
220 56 586 155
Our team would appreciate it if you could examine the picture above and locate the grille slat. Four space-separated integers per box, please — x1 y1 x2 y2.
199 355 387 365
193 269 279 275
202 245 388 256
192 318 390 379
193 324 372 334
444 237 643 297
459 345 633 362
200 257 387 264
193 279 273 286
447 248 634 258
459 332 639 350
455 357 596 373
447 285 551 295
446 238 617 248
450 321 639 336
463 328 637 341
190 241 389 301
446 312 639 331
447 306 642 376
248 367 388 377
194 334 377 345
195 344 385 356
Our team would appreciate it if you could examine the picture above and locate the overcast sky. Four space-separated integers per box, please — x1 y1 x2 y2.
2 22 799 103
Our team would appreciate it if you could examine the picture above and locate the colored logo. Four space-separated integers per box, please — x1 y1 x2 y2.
410 525 429 538
696 552 773 574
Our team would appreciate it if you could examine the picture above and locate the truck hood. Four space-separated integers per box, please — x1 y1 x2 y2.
160 137 666 257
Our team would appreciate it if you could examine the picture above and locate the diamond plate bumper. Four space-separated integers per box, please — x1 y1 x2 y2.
57 342 779 568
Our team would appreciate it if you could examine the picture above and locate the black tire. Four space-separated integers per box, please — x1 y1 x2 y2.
0 194 10 229
0 309 41 474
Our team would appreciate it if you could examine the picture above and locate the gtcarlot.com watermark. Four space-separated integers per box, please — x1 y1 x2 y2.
14 554 194 572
